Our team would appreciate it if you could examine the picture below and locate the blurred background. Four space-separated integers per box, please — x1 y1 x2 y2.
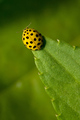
0 0 80 120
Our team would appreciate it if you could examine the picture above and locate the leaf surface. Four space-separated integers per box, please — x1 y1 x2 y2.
32 37 80 120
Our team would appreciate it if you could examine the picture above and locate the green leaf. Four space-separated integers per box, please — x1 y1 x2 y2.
32 37 80 120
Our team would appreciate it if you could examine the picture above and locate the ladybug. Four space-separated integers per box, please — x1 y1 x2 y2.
22 28 43 50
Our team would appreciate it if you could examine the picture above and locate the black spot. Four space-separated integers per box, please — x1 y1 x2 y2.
24 31 26 33
33 46 36 48
37 43 41 45
26 42 28 44
24 34 25 36
30 41 33 44
40 45 43 48
29 29 31 31
27 29 28 31
26 36 29 39
30 33 33 36
39 33 41 36
42 39 43 42
38 38 41 41
23 38 25 40
29 46 32 48
34 38 36 41
27 32 29 34
36 34 38 37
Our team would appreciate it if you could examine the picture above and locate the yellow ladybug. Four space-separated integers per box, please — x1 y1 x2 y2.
22 28 43 50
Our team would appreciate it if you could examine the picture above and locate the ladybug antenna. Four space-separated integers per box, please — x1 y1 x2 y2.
27 22 32 28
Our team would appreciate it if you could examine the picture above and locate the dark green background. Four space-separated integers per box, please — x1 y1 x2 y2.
0 0 80 120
